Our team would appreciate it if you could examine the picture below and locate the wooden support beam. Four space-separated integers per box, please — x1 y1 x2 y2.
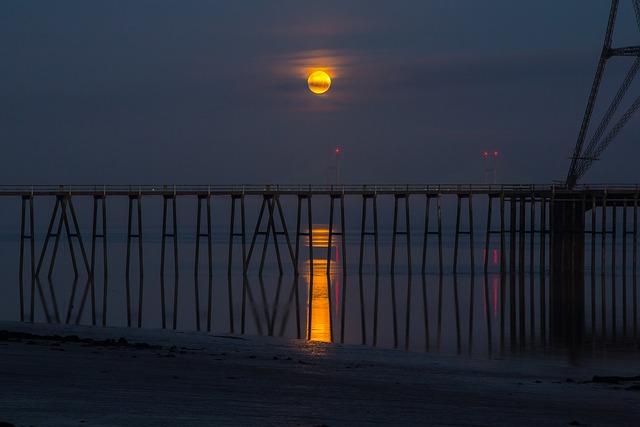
19 195 35 322
125 194 144 327
91 194 108 326
195 193 213 331
326 192 347 275
422 193 443 275
359 193 379 275
294 193 313 276
228 193 247 276
453 194 474 274
36 195 90 279
391 193 411 275
160 194 179 329
246 193 296 276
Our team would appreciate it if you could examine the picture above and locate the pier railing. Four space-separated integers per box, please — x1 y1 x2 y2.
1 183 640 196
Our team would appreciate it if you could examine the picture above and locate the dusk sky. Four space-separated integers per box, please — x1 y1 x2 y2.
2 1 640 185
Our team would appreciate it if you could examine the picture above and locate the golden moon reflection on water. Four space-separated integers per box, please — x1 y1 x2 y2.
307 70 331 94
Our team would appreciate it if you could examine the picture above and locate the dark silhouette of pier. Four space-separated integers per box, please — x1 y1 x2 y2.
4 183 639 359
7 183 640 281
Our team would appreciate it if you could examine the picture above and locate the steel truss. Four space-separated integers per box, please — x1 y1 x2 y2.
567 0 640 188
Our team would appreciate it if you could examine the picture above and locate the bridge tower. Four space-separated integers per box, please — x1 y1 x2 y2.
554 1 640 341
566 0 640 188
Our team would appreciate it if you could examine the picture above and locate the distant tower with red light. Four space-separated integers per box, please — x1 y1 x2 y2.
327 147 340 184
483 151 499 184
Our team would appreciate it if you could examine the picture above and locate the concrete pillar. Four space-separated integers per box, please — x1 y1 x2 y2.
552 199 585 275
550 198 585 363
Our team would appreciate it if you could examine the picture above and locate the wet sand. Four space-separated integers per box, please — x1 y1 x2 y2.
0 321 638 426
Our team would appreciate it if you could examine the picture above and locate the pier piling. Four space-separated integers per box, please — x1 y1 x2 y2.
359 193 380 275
421 192 443 275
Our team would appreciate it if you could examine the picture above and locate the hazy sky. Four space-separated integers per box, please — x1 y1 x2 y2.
2 1 640 185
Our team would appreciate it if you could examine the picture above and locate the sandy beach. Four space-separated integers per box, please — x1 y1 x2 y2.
0 321 638 426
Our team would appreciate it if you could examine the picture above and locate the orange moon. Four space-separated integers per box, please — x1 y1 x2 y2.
307 70 331 94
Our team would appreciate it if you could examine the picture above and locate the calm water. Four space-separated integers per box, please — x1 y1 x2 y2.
0 194 638 367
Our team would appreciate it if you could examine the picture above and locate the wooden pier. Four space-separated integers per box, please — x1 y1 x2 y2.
6 183 640 282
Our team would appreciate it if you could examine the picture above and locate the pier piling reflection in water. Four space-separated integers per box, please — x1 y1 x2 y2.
12 265 640 361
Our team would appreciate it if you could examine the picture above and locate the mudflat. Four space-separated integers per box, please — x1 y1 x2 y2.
0 321 638 426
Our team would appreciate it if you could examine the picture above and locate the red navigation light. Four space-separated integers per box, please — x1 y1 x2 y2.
493 151 499 156
483 151 488 156
335 148 340 153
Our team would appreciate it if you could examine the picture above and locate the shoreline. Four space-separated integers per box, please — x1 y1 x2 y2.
1 321 639 426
